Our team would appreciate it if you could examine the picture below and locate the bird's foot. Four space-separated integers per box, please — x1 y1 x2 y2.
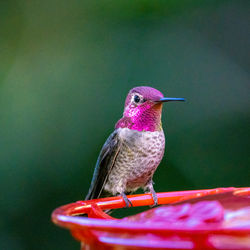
121 192 133 208
144 182 158 207
150 190 158 207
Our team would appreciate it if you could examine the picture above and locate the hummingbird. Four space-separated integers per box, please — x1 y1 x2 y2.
85 86 185 207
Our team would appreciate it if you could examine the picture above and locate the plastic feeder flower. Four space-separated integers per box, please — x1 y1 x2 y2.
52 187 250 249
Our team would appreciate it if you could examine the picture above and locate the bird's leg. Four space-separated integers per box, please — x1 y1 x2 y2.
120 192 133 208
144 180 158 207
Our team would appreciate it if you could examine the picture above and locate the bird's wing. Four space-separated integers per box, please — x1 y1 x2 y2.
85 130 121 200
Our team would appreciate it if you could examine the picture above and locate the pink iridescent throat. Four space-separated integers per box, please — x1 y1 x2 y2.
115 103 163 132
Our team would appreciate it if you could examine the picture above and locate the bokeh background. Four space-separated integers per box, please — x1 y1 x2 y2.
1 0 249 249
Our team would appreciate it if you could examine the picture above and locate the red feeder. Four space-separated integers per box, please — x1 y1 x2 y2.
52 187 250 249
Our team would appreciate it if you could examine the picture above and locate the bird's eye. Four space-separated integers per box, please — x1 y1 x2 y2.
134 95 141 103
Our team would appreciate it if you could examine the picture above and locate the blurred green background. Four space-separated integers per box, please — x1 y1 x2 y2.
0 0 249 249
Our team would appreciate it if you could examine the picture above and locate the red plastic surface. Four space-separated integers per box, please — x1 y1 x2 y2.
52 187 250 249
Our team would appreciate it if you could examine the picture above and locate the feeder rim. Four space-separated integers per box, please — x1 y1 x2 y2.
52 187 250 236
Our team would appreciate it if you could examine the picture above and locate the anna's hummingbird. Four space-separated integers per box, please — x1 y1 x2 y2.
85 86 185 207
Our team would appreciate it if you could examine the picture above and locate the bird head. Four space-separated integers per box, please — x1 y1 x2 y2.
115 86 185 132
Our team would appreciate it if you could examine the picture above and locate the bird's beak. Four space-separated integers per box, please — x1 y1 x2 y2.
156 97 186 102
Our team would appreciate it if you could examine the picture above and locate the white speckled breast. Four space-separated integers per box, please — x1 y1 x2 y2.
104 128 165 195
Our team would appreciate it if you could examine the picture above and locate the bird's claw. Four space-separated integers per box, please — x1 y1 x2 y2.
121 193 133 208
150 192 158 207
144 182 158 207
